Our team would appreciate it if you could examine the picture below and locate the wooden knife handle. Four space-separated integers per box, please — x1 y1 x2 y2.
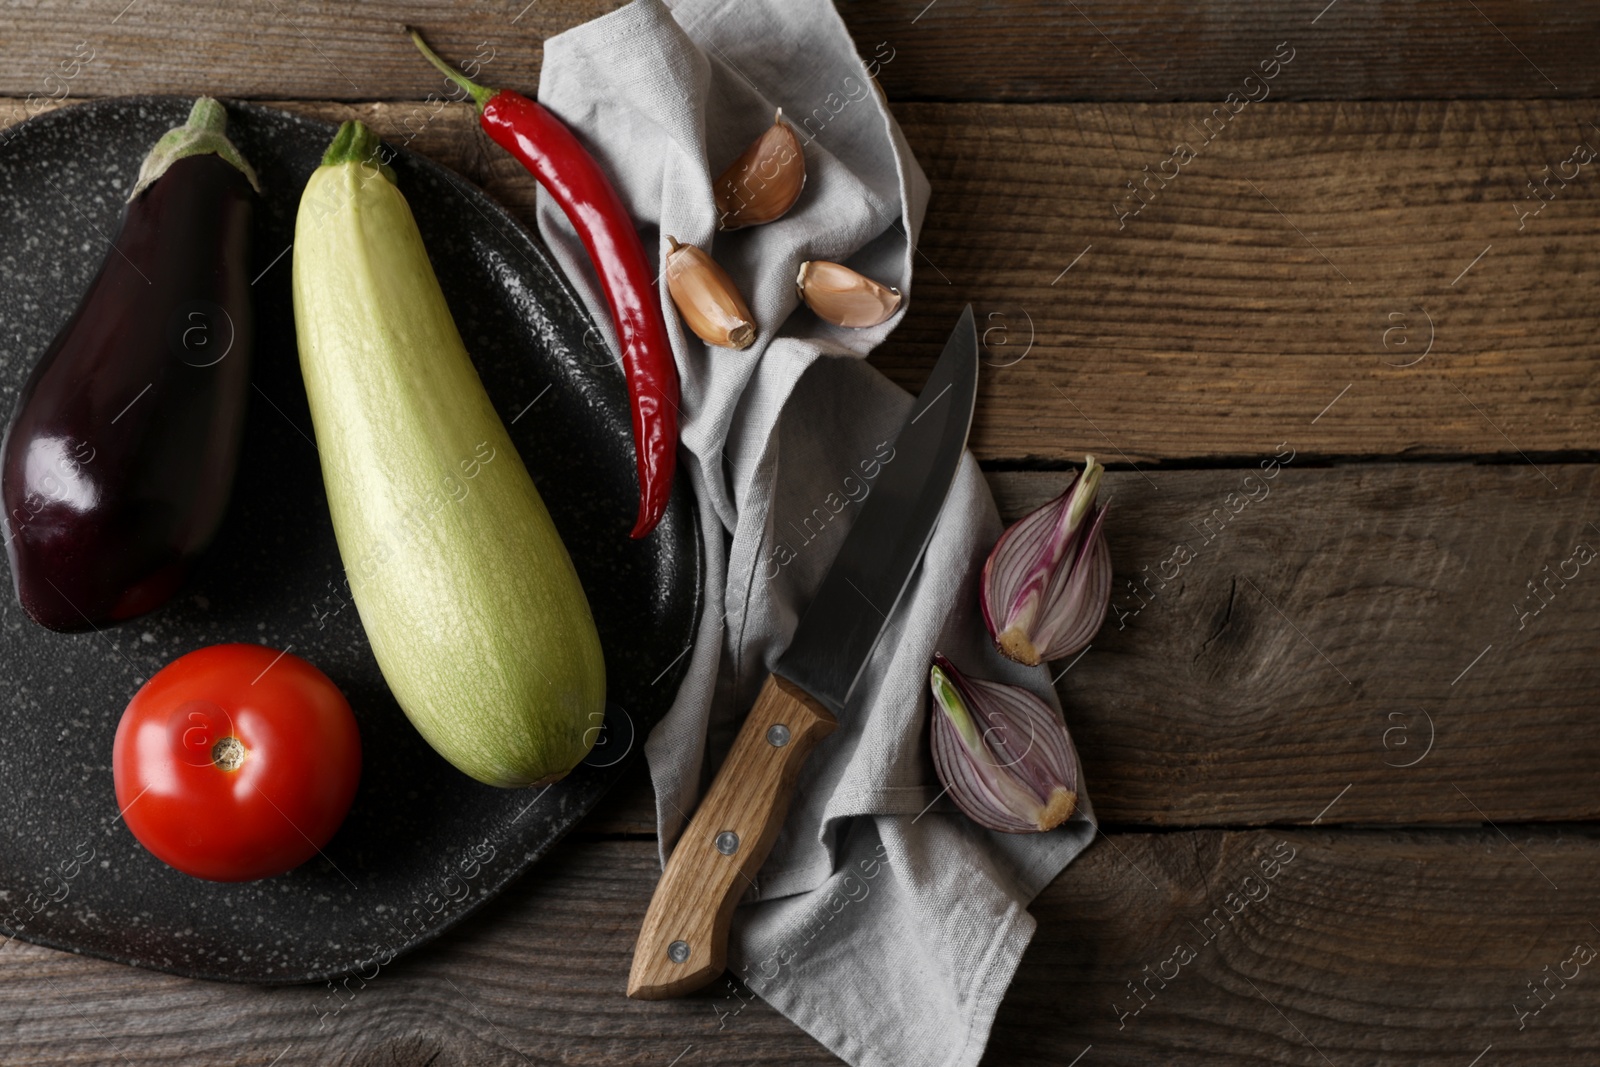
627 674 837 1000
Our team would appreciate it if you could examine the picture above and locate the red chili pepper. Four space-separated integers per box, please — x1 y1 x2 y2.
409 28 678 540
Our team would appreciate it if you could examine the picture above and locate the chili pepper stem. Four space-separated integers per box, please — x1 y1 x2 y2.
405 25 496 112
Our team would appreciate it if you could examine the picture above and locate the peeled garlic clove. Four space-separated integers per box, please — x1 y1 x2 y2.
928 654 1079 834
715 109 806 230
981 455 1111 666
663 236 756 350
795 260 902 328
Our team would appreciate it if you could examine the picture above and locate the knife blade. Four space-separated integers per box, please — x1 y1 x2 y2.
774 305 981 712
627 305 980 1000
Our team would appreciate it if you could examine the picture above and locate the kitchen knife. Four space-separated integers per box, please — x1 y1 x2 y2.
627 305 981 1000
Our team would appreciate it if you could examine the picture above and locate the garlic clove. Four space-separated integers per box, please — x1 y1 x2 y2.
928 654 1079 834
795 260 902 328
715 109 806 230
663 236 757 350
981 455 1111 666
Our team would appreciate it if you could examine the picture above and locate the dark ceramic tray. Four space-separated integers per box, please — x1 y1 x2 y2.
0 97 699 983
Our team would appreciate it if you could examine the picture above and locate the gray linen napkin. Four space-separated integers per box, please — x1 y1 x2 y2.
534 2 1096 1063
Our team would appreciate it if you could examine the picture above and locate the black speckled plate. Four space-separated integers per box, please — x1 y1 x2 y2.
0 97 699 983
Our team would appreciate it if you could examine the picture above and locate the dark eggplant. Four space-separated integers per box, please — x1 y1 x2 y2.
1 98 260 632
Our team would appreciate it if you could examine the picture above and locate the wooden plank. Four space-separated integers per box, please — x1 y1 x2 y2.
0 2 1593 104
0 837 833 1066
852 1 1596 103
6 97 1597 463
881 98 1600 465
994 827 1600 1065
587 463 1600 830
3 828 1597 1064
994 465 1600 827
0 1 618 109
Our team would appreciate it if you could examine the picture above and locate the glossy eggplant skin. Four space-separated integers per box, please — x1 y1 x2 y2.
1 153 254 631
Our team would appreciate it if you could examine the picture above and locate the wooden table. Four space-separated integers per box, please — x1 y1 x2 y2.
3 2 1598 1063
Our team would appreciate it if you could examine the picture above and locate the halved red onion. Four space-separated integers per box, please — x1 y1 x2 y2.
980 455 1111 666
928 654 1079 834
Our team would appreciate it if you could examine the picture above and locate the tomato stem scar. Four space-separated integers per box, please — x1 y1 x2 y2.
211 735 246 772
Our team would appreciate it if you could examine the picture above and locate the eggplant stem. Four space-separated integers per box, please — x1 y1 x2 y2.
129 96 261 201
186 97 227 136
406 25 496 112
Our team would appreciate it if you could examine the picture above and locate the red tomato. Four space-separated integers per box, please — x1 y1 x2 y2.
112 643 362 882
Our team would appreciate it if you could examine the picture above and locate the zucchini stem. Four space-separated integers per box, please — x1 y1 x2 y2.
320 120 397 186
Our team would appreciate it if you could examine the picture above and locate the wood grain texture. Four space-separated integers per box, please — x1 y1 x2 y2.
854 1 1597 103
993 827 1600 1066
4 828 1598 1065
580 464 1600 831
629 675 835 999
0 1 620 108
994 464 1600 827
8 96 1588 465
879 98 1600 465
0 1 1594 104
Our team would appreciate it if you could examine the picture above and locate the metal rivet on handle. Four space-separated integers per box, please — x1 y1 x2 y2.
766 723 791 748
715 831 740 856
668 940 690 964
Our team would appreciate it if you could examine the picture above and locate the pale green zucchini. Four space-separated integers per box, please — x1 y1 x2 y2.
291 121 604 787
